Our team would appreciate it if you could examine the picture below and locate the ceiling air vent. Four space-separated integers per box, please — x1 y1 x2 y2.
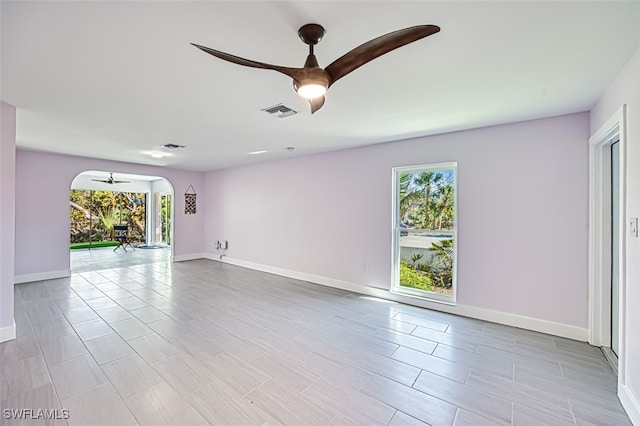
261 104 297 118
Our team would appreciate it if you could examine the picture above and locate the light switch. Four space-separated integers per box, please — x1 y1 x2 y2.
630 217 639 238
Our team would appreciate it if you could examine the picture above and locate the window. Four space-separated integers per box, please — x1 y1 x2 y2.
392 163 457 303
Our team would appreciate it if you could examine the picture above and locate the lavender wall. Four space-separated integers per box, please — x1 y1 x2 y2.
205 113 589 328
591 45 640 422
14 150 206 278
0 102 16 341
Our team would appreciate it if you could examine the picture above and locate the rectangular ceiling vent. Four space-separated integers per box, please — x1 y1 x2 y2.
261 104 297 118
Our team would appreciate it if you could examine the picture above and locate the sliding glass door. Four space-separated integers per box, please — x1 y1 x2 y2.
69 190 147 249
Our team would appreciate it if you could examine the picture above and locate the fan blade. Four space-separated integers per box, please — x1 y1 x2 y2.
191 43 305 80
112 180 130 184
309 96 325 114
91 179 107 183
324 25 440 86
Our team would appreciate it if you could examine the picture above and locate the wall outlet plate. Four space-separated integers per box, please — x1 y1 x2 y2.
630 217 639 238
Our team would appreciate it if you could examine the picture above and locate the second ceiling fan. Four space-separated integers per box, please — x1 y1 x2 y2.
192 23 440 114
91 173 130 185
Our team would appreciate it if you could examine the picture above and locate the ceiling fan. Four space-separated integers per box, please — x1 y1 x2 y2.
192 23 440 114
91 173 130 185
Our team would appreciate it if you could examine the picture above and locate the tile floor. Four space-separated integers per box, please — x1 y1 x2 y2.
70 247 170 273
1 259 631 425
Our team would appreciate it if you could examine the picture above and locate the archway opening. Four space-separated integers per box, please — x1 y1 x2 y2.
69 171 174 272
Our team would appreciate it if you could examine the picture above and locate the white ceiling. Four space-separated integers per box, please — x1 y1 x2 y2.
2 1 639 171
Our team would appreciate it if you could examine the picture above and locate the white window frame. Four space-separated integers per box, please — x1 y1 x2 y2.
391 162 458 305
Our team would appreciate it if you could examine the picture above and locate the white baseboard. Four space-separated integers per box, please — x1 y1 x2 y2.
0 320 16 343
206 254 588 341
619 383 640 425
172 253 206 262
14 269 71 284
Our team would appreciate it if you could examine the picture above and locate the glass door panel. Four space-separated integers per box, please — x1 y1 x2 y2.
611 141 620 356
161 193 171 245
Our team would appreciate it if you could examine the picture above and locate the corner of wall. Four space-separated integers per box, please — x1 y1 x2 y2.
0 320 16 343
0 101 16 342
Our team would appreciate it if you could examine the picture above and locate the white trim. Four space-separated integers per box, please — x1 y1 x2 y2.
14 269 70 284
601 346 619 376
619 383 640 426
588 106 627 374
172 253 206 262
0 320 16 343
588 106 635 421
207 254 588 341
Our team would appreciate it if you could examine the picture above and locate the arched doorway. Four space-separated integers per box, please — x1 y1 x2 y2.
69 171 174 272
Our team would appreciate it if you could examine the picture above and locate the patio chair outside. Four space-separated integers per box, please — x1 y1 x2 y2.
113 225 134 252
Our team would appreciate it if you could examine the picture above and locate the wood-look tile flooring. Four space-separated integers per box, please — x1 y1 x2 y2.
1 259 631 425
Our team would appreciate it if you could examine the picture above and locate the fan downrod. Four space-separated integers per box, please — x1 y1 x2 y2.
298 24 325 46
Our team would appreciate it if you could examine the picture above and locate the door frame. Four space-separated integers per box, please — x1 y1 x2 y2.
588 105 627 377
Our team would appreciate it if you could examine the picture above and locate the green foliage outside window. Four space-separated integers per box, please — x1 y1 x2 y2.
399 261 434 291
399 169 455 295
409 240 454 290
70 190 146 245
427 239 454 289
399 171 454 231
161 195 172 245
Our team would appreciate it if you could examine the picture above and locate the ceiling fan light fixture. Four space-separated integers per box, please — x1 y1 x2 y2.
296 82 327 99
193 23 440 113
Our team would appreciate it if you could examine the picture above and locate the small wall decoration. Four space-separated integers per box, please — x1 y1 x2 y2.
185 185 197 215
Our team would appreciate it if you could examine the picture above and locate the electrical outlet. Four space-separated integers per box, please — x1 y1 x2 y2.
630 217 639 238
